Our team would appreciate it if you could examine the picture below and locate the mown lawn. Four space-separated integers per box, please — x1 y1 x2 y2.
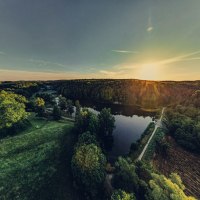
0 115 78 200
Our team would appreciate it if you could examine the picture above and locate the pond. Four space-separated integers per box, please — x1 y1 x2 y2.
80 101 156 161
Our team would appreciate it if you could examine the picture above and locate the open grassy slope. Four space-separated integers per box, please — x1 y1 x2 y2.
0 115 78 200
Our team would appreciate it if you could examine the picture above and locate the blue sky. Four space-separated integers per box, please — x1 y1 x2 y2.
0 0 200 80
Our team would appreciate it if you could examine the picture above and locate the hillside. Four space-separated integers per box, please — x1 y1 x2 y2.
0 115 78 200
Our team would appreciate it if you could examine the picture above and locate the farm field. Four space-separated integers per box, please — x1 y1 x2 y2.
153 136 200 199
0 115 78 200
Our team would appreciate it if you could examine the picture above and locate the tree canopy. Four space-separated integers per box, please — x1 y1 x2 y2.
71 143 106 198
34 97 45 107
111 189 136 200
149 173 196 200
98 108 115 137
0 90 28 129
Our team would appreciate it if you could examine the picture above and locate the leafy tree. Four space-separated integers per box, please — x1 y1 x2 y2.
98 108 115 139
76 131 98 147
37 106 46 117
0 90 28 129
71 143 106 198
169 173 185 190
111 189 136 200
135 161 152 183
53 105 61 120
59 96 67 110
149 173 196 200
75 108 90 133
75 100 81 115
34 97 45 117
75 109 99 134
112 157 139 194
67 100 74 116
36 93 54 104
34 97 45 107
88 113 99 134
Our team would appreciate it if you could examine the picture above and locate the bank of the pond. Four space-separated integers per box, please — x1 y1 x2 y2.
129 122 156 160
78 101 156 161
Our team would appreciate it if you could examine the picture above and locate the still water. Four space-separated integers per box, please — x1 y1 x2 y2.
80 101 156 160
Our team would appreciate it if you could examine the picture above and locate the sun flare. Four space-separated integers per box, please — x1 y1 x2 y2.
137 63 159 80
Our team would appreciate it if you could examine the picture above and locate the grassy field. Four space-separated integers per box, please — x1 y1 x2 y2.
0 114 78 200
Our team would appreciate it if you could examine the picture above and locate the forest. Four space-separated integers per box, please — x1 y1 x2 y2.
58 79 200 109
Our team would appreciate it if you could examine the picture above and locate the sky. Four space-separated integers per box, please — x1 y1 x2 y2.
0 0 200 81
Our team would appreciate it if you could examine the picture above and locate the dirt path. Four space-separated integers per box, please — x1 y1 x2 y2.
138 107 165 161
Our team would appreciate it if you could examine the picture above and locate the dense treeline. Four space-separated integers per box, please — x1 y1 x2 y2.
58 79 200 109
0 81 41 98
165 104 200 153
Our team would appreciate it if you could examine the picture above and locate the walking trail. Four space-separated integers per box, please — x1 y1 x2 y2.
138 107 165 161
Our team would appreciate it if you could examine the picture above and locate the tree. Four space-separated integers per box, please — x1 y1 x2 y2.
98 108 115 142
111 189 136 200
75 100 81 116
53 105 61 120
36 93 54 104
0 90 28 129
75 109 89 133
88 113 99 134
34 97 45 107
34 97 45 117
59 96 67 110
67 100 74 116
76 131 98 147
71 143 106 198
75 109 98 134
37 106 46 117
112 157 139 194
149 173 196 200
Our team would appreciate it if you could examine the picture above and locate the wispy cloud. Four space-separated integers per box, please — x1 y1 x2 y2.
116 50 200 71
100 70 119 76
147 10 153 33
29 59 66 69
155 50 200 66
112 50 139 54
147 26 153 32
99 70 130 78
182 57 200 61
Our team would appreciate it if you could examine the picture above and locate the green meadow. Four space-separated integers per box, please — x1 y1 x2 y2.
0 115 78 200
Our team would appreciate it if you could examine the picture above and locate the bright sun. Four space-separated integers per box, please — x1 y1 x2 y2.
138 63 158 80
